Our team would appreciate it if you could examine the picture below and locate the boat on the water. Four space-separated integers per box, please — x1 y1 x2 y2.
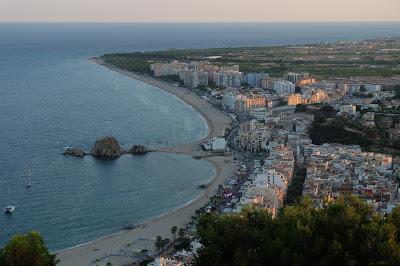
4 188 15 214
25 169 31 188
4 206 15 214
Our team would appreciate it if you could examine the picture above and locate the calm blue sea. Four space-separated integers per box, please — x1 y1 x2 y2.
0 22 399 250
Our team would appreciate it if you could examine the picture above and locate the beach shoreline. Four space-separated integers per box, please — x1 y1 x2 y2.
56 58 234 266
88 57 232 156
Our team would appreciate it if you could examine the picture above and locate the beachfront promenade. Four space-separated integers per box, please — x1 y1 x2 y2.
56 59 234 266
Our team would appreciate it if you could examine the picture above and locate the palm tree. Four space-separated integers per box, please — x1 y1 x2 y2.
178 228 185 240
171 226 178 243
155 236 162 251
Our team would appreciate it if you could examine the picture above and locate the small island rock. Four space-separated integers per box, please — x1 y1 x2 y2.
91 136 122 158
130 145 148 155
63 147 86 158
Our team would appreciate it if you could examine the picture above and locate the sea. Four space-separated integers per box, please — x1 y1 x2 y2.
0 22 400 251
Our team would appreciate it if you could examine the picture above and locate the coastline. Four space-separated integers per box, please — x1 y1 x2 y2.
88 57 232 156
56 58 234 266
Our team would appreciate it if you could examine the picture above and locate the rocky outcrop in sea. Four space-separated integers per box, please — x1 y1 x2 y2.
91 136 124 158
130 145 148 155
63 147 86 158
63 136 148 159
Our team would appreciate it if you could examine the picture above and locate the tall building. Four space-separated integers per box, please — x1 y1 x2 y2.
152 63 178 77
287 89 329 105
213 71 242 88
178 69 199 88
297 77 316 87
310 90 329 103
198 72 209 86
271 80 295 94
288 93 304 105
234 95 266 111
191 71 199 88
223 93 266 111
261 77 279 90
245 72 270 87
285 72 309 84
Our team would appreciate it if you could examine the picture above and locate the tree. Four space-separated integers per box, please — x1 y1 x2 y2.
194 196 400 266
294 104 307 113
319 105 337 118
171 226 178 243
0 248 5 266
309 118 371 147
155 236 162 251
393 85 400 99
1 231 58 266
178 228 185 240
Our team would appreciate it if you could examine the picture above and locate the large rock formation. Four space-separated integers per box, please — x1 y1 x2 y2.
63 147 86 158
91 136 123 158
63 137 149 159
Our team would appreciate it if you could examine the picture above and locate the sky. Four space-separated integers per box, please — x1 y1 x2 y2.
0 0 399 22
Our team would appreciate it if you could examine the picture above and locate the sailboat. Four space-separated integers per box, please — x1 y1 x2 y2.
4 188 15 214
25 169 31 188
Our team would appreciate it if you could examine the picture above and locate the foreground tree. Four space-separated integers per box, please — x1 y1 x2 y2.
0 231 58 266
195 196 400 266
171 226 178 242
155 236 163 251
178 228 185 240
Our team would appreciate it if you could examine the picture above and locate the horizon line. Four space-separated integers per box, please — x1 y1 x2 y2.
1 20 400 23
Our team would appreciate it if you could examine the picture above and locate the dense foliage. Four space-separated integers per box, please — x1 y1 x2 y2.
394 85 400 99
195 197 400 266
284 166 306 205
309 118 372 146
101 53 152 74
295 104 337 120
0 231 58 266
100 44 400 79
308 115 400 155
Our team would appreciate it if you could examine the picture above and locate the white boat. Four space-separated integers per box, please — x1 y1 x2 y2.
4 188 15 214
4 206 15 213
25 169 31 188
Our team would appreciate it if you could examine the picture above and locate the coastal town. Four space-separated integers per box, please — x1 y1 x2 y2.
58 37 400 265
3 1 400 265
147 37 400 216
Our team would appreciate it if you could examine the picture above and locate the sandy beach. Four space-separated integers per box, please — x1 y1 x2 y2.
56 59 234 266
90 58 232 156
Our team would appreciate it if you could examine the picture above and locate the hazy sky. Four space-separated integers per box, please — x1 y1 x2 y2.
0 0 399 22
